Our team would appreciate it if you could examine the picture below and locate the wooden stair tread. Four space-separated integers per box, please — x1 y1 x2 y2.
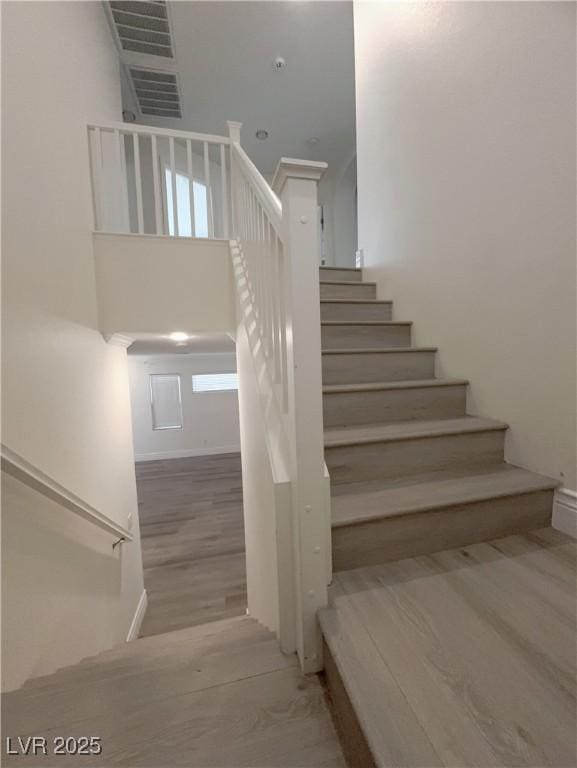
321 320 411 326
322 529 576 768
323 377 467 394
320 298 392 304
322 346 437 355
20 616 273 692
320 279 376 286
331 467 559 528
318 605 441 767
324 416 508 447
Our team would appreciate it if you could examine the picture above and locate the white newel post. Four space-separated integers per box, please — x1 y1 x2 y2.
273 158 329 673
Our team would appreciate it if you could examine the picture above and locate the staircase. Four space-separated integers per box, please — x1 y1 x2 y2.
317 266 571 767
318 265 557 571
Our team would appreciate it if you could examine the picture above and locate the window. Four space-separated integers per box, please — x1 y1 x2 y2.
165 169 208 238
150 374 183 430
192 373 239 393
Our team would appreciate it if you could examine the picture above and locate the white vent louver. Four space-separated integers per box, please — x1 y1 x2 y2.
128 67 182 118
109 1 174 59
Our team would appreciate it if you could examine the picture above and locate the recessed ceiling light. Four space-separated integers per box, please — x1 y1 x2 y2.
169 332 188 342
255 129 269 140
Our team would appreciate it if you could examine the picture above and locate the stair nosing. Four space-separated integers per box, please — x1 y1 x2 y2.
324 417 508 448
321 320 412 327
331 468 559 529
323 378 468 394
320 299 393 305
322 346 437 355
319 266 361 272
320 279 376 287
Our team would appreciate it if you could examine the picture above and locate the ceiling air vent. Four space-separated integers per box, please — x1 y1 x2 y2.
129 67 182 118
109 1 174 58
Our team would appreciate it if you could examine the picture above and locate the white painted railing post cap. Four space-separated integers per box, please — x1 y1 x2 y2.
227 121 243 142
271 157 327 196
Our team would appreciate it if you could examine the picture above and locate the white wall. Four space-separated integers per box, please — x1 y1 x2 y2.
128 353 240 461
1 1 144 690
94 234 235 336
354 1 576 491
318 157 358 267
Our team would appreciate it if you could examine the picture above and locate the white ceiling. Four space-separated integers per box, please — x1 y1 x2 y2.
127 332 235 356
121 1 356 176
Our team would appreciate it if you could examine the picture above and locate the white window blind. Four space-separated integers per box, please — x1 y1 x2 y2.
192 373 238 393
150 374 183 430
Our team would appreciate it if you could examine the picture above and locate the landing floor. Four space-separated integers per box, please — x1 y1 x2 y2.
327 527 577 767
135 453 246 637
3 617 345 767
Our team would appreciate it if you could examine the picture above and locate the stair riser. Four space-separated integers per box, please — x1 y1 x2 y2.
323 385 467 428
325 429 506 486
320 283 376 300
320 302 393 322
322 324 411 350
322 351 436 385
319 268 362 282
332 490 554 572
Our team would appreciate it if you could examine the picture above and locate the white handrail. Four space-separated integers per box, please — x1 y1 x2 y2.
87 121 230 145
228 122 330 674
1 444 133 544
232 143 282 231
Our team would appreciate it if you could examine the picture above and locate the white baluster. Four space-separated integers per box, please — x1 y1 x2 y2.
203 142 214 238
114 129 130 233
91 127 103 231
186 139 196 237
151 134 163 234
169 136 179 236
220 143 229 239
277 238 289 414
133 133 144 234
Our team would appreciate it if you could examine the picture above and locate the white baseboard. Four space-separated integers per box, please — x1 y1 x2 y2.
134 446 241 462
552 487 577 539
126 589 147 642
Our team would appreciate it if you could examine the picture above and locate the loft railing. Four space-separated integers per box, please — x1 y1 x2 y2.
87 122 231 238
228 121 330 673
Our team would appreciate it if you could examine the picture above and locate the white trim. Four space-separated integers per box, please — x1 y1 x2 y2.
104 333 134 348
92 231 229 246
552 487 577 539
126 590 148 642
271 157 328 196
134 446 241 462
1 445 133 542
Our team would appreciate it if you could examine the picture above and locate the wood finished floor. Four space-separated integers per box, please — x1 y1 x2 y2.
135 453 247 638
3 617 346 767
323 526 577 768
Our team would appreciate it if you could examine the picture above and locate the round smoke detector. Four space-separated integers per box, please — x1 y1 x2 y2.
255 129 269 140
274 57 286 70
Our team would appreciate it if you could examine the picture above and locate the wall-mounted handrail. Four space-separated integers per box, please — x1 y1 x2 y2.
1 444 133 544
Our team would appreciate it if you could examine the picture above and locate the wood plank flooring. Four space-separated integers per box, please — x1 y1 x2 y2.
3 617 346 767
135 453 246 637
321 527 577 767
